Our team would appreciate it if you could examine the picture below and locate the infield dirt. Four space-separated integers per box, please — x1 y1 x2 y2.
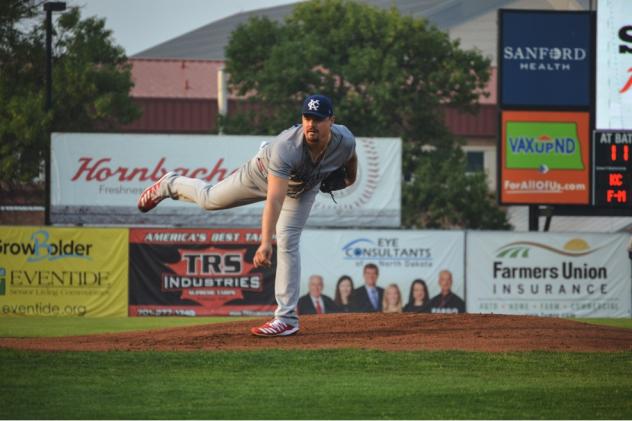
1 313 631 352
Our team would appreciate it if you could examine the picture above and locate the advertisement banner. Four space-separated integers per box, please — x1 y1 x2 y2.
466 231 632 317
0 226 128 317
129 228 276 316
596 0 632 129
299 230 465 314
499 10 592 107
499 111 590 205
51 133 401 227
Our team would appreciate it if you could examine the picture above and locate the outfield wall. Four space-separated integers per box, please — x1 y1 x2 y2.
0 226 630 318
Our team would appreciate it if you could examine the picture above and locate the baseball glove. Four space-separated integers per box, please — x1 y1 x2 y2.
320 167 348 203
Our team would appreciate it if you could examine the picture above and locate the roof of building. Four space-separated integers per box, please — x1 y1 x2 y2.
134 0 589 63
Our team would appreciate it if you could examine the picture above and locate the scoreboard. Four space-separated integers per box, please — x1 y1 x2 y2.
593 131 632 207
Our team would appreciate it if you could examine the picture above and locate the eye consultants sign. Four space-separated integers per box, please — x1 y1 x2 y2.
596 0 632 129
300 230 465 313
499 10 592 107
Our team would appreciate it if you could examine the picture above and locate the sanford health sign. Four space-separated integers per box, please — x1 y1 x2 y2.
0 227 128 317
466 232 631 318
500 10 592 107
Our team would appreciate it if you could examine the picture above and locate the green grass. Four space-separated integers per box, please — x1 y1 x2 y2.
0 316 244 337
575 318 632 329
0 349 630 419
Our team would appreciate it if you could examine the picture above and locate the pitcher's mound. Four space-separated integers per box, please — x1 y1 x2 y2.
1 313 631 353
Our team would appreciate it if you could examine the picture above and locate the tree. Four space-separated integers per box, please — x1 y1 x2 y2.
0 1 140 183
223 0 510 229
403 145 511 229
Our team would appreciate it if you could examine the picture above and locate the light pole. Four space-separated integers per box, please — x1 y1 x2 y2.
43 1 66 226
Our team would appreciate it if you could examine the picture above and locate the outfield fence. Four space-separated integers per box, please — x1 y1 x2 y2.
0 226 630 318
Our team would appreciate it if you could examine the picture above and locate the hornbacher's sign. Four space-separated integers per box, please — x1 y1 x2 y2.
71 157 235 183
51 133 402 227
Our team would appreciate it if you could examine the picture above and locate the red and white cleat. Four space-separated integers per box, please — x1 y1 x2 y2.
251 319 299 337
137 172 174 213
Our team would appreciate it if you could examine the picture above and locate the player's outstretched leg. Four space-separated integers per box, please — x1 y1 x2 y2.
137 167 266 213
137 171 177 213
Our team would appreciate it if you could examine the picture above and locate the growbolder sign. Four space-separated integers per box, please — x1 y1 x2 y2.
129 228 276 316
466 232 631 317
0 226 128 317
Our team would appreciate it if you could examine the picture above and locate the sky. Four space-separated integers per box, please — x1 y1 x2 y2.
65 0 299 55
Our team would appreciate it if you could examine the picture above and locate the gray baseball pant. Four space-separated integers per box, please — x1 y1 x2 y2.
163 167 316 327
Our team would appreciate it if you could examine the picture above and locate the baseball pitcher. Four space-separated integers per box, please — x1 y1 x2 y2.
137 94 357 336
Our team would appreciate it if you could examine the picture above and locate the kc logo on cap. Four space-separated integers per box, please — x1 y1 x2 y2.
302 94 333 119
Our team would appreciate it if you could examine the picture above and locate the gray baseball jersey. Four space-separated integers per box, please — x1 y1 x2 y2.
163 123 356 327
249 124 356 197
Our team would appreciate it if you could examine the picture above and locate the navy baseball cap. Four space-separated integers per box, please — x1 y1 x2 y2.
302 94 334 119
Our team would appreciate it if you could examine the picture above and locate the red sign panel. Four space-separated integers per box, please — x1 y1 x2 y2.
129 228 276 317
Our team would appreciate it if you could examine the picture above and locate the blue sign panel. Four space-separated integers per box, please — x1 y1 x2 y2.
500 10 592 107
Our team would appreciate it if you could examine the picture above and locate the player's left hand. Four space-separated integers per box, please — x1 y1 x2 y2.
254 243 272 268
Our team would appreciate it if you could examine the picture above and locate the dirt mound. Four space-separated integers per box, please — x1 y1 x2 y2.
1 313 631 353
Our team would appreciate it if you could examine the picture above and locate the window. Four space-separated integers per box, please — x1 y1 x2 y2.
466 151 484 173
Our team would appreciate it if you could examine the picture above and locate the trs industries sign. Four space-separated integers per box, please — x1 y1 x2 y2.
596 0 632 129
499 111 590 205
129 228 276 317
499 10 592 107
0 227 128 317
466 232 632 318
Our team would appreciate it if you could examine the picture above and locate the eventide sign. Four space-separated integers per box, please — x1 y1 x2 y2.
0 226 128 317
499 111 590 205
596 0 632 129
499 10 592 107
466 231 632 318
129 228 276 317
51 133 401 228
